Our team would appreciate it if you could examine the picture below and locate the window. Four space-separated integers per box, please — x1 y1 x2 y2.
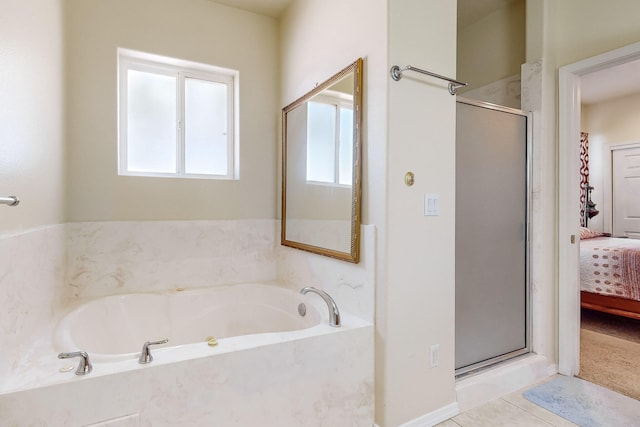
118 49 238 179
306 91 354 186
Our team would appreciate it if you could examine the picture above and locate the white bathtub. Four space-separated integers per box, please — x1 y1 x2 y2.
1 283 373 425
54 284 322 362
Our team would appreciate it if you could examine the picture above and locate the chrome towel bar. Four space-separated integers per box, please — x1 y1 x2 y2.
0 196 19 206
390 65 468 95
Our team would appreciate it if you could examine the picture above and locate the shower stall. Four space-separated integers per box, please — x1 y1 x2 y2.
455 98 530 375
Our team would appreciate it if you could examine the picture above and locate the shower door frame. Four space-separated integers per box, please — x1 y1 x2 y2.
455 97 533 377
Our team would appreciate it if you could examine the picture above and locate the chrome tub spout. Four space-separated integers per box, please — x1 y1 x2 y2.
300 287 341 327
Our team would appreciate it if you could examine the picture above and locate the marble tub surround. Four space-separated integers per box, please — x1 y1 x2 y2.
277 224 376 322
0 218 376 425
0 312 374 426
0 225 68 389
65 219 277 299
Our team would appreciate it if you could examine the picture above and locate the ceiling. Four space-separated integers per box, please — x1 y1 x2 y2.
214 0 519 23
209 0 292 18
581 59 640 105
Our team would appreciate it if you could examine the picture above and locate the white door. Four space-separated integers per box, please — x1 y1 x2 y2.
613 146 640 239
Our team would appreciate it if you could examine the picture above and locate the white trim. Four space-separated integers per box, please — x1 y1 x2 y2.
608 140 640 151
603 141 640 234
117 48 239 180
558 40 640 376
397 402 459 427
558 66 581 376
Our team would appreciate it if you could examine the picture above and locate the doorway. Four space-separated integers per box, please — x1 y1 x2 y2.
559 40 640 375
455 98 530 375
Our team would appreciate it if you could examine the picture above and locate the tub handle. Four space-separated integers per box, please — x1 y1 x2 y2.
58 351 92 375
139 338 169 364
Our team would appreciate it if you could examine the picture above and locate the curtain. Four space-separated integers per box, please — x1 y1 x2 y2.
580 132 589 226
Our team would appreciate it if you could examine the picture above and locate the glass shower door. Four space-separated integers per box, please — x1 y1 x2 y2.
455 99 529 374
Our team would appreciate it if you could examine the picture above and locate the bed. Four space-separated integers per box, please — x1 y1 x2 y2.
580 227 640 320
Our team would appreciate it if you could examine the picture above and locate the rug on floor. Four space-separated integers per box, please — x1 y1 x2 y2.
578 328 640 400
523 376 640 427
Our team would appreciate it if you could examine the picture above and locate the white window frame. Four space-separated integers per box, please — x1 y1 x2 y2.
306 90 354 187
117 48 239 179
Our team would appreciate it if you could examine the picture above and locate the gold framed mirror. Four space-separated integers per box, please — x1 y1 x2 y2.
281 58 363 263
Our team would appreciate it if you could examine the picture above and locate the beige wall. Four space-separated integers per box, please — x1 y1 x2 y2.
0 0 66 234
385 1 457 424
554 0 640 68
582 92 640 232
457 0 525 92
583 93 640 145
65 0 279 221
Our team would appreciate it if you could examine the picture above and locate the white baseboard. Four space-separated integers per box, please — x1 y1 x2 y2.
398 402 459 427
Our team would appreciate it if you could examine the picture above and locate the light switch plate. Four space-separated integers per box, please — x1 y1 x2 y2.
424 193 440 216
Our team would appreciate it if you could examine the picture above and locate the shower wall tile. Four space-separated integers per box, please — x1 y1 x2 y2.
65 220 278 300
461 73 522 109
521 60 542 112
276 224 376 322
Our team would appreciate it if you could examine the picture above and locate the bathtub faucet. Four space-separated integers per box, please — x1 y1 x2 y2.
58 351 92 375
300 287 341 327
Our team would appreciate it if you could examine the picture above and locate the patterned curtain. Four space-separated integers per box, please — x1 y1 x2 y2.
579 132 589 226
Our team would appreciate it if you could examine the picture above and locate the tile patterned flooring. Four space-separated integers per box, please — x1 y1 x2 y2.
437 311 640 426
437 377 580 427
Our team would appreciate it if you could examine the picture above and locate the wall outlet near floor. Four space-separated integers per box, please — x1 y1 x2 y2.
430 344 439 367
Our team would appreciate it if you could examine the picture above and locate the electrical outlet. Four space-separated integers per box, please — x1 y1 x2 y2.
430 344 439 368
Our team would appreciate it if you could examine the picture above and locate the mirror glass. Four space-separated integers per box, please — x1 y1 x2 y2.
282 58 363 263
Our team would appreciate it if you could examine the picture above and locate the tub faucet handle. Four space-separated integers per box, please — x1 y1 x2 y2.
58 351 92 375
139 338 169 364
300 286 341 327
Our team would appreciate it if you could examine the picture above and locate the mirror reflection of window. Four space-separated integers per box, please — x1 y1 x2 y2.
306 91 353 186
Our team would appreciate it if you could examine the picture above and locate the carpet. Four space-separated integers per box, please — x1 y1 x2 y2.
523 376 640 427
581 308 640 344
578 328 640 400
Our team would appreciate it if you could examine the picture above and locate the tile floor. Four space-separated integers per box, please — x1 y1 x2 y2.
437 377 579 427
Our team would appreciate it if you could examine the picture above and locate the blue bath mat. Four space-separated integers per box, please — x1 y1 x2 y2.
523 376 640 427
